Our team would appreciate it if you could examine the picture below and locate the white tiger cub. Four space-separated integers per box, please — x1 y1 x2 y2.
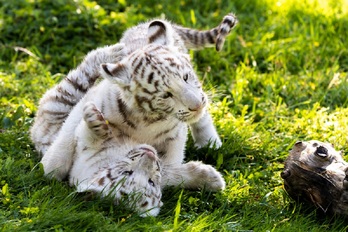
120 14 238 149
73 102 162 216
31 14 238 216
31 13 238 155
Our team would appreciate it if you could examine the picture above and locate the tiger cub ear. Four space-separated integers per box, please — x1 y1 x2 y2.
147 20 174 46
100 63 130 87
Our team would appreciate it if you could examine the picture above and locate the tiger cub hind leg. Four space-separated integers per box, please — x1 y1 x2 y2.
162 161 225 191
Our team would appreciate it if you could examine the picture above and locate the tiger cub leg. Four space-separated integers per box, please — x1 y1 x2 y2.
40 101 112 180
161 161 225 191
189 110 222 148
31 43 126 155
176 14 238 149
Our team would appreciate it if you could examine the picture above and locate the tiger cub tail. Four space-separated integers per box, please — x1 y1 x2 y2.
173 13 238 51
31 44 126 155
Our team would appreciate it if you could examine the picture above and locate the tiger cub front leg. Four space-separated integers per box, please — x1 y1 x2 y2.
188 14 237 148
189 110 222 149
162 161 225 191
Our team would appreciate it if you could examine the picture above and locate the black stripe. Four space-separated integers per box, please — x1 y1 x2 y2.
206 31 215 44
223 17 235 27
140 65 146 78
135 95 155 111
133 57 144 74
41 110 69 119
148 21 166 43
154 80 159 91
184 30 194 42
149 30 166 44
43 94 75 107
41 110 70 116
81 69 99 86
142 87 157 95
57 96 75 106
101 137 114 145
65 76 88 93
163 106 174 114
147 44 167 55
86 146 109 162
154 123 178 139
117 98 136 129
144 114 167 124
148 72 154 84
131 55 140 67
107 169 112 179
164 57 174 63
149 21 166 30
56 85 72 97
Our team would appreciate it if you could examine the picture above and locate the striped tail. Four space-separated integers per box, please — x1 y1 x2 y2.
173 13 238 51
31 43 126 154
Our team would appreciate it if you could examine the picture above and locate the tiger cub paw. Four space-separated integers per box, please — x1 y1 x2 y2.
194 135 222 149
83 102 111 139
216 13 238 51
105 43 127 63
186 161 226 191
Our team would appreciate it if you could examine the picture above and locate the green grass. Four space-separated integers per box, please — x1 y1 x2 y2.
1 0 348 231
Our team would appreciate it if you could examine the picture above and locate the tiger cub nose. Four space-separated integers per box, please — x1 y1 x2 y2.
141 147 157 160
188 103 203 112
188 96 205 111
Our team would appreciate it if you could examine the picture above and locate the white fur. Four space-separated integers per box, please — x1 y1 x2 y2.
31 15 238 216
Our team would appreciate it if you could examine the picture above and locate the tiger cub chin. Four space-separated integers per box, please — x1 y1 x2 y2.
31 14 237 216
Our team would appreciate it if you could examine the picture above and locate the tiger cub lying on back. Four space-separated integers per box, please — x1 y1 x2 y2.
31 14 238 216
75 101 163 216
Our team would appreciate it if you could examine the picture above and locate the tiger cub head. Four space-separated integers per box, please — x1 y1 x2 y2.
113 144 163 217
101 21 208 123
81 143 163 217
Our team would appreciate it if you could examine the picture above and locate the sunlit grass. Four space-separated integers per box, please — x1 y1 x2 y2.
269 0 348 17
1 0 348 230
